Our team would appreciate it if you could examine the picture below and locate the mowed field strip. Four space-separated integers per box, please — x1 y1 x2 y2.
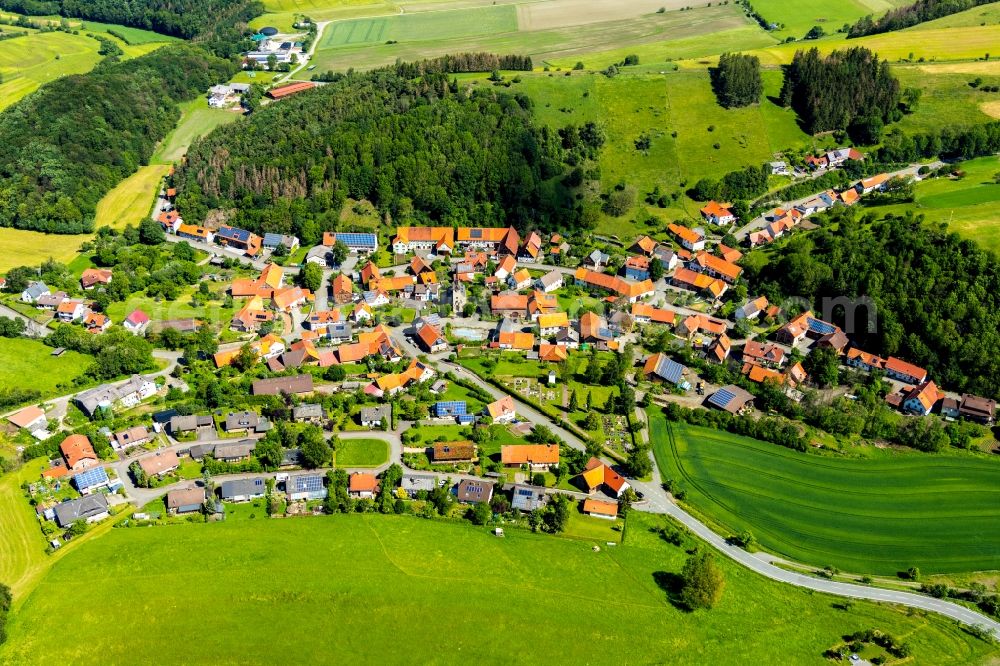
0 228 90 273
2 512 994 664
650 413 1000 576
94 165 171 229
310 2 759 70
0 32 102 112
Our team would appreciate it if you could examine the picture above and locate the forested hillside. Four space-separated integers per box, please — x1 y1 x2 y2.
758 208 1000 396
176 71 592 241
848 0 998 37
0 45 236 234
0 0 261 39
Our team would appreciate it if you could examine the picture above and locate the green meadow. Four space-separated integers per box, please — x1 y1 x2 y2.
0 337 93 398
2 511 996 664
649 411 1000 576
153 98 243 164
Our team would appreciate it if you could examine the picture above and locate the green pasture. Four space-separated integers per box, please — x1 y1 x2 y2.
2 511 995 663
0 337 93 399
154 98 243 164
0 31 103 112
78 20 181 45
892 63 1000 134
749 0 911 41
335 437 390 467
649 411 1000 575
320 5 517 48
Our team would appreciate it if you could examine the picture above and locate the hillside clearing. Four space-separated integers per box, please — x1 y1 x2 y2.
0 338 93 398
153 99 243 164
94 165 170 229
0 228 89 273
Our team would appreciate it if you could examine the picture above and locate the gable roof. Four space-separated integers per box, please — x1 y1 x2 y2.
668 223 703 245
60 434 96 468
487 395 516 419
582 498 618 517
501 444 559 465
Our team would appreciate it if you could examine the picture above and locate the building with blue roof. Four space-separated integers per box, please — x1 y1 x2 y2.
433 401 467 418
707 385 754 414
328 232 378 253
286 474 327 501
72 467 110 495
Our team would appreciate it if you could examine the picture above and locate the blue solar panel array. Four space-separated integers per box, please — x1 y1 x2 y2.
434 401 467 417
332 233 378 249
470 229 483 239
219 226 252 242
457 414 476 425
73 466 109 491
708 388 736 409
291 475 324 492
806 317 837 336
657 358 685 384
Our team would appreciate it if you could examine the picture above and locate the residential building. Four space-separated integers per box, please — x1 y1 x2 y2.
580 457 630 497
735 296 768 320
221 477 267 502
707 385 754 414
902 381 940 416
856 173 890 194
214 441 257 463
500 444 558 470
884 357 928 384
508 268 532 291
287 474 327 501
584 249 610 268
536 271 563 293
671 267 727 299
775 312 842 347
624 255 650 281
251 375 314 396
668 223 706 251
631 303 675 326
432 441 476 463
692 251 742 284
349 473 378 498
138 450 179 478
538 343 568 363
72 467 111 495
537 312 569 337
216 226 262 256
54 495 110 528
123 309 150 334
262 233 300 251
293 403 324 423
486 396 517 423
167 486 206 514
56 300 87 322
401 474 437 497
20 281 50 303
80 268 113 290
432 401 467 419
360 405 391 428
959 394 996 424
331 274 354 304
742 341 786 368
324 232 377 253
112 426 150 451
456 226 519 256
456 479 493 504
391 227 454 255
510 484 548 512
699 201 736 225
74 375 157 418
414 322 448 353
582 498 618 520
60 434 98 471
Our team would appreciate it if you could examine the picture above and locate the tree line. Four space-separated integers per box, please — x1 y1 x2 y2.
313 53 534 82
780 47 901 135
0 44 235 234
0 0 263 54
175 68 591 240
848 0 996 37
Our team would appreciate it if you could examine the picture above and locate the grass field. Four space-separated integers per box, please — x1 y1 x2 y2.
750 0 910 40
0 228 89 273
310 3 754 72
77 20 180 45
0 32 103 112
892 63 1000 133
2 511 996 663
105 285 238 328
153 99 244 164
93 164 170 230
0 338 93 398
649 411 1000 575
335 437 390 467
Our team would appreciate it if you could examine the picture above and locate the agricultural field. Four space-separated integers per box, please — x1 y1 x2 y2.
309 2 755 72
94 165 171 230
649 411 1000 576
749 0 911 41
335 437 390 467
2 511 996 664
0 337 93 397
76 20 180 45
0 32 103 112
0 228 89 273
892 62 1000 133
153 99 244 164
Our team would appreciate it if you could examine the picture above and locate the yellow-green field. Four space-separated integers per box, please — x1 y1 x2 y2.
153 99 244 164
0 228 90 273
749 0 911 40
94 164 171 229
0 32 103 111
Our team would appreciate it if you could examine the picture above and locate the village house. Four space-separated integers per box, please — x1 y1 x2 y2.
72 467 114 495
624 255 651 281
668 223 706 252
324 232 377 254
401 474 437 497
60 434 98 471
360 405 391 428
216 226 262 257
537 312 569 337
884 357 928 384
414 322 448 353
56 300 87 322
214 441 257 463
538 343 569 363
432 441 476 463
287 474 327 501
20 281 50 304
54 495 110 528
113 426 150 451
486 396 517 424
518 231 543 263
959 394 996 424
222 477 267 502
293 403 324 423
536 271 563 293
123 309 150 334
456 479 493 504
631 303 676 326
901 381 940 416
500 444 559 470
736 296 769 320
331 273 354 304
742 341 786 368
510 484 548 512
75 375 157 418
80 268 112 290
692 251 742 284
251 375 314 396
349 473 378 498
699 201 736 225
856 173 891 195
643 353 688 388
580 457 630 497
392 226 455 255
138 450 180 478
83 312 111 334
582 498 618 520
167 486 206 514
671 267 727 299
775 312 843 347
584 249 610 269
456 226 520 256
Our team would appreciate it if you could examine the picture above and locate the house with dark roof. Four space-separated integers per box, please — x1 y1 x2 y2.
251 375 313 396
220 477 267 502
167 486 206 514
360 405 391 428
509 484 548 512
432 441 476 463
707 385 754 414
959 394 996 424
293 403 324 423
456 479 493 504
213 440 257 462
54 494 109 527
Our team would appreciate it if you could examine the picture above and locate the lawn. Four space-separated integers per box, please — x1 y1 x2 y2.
93 164 170 230
0 337 93 398
649 410 1000 575
0 228 90 273
335 437 390 467
2 511 995 664
153 98 243 164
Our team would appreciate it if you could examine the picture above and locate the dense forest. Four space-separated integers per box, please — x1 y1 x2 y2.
711 52 763 109
756 208 1000 397
780 47 901 135
848 0 997 37
0 0 262 54
176 70 591 241
0 45 235 234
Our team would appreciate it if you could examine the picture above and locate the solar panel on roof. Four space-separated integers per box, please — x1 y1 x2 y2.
709 388 736 408
470 229 482 239
73 467 108 490
807 317 836 335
